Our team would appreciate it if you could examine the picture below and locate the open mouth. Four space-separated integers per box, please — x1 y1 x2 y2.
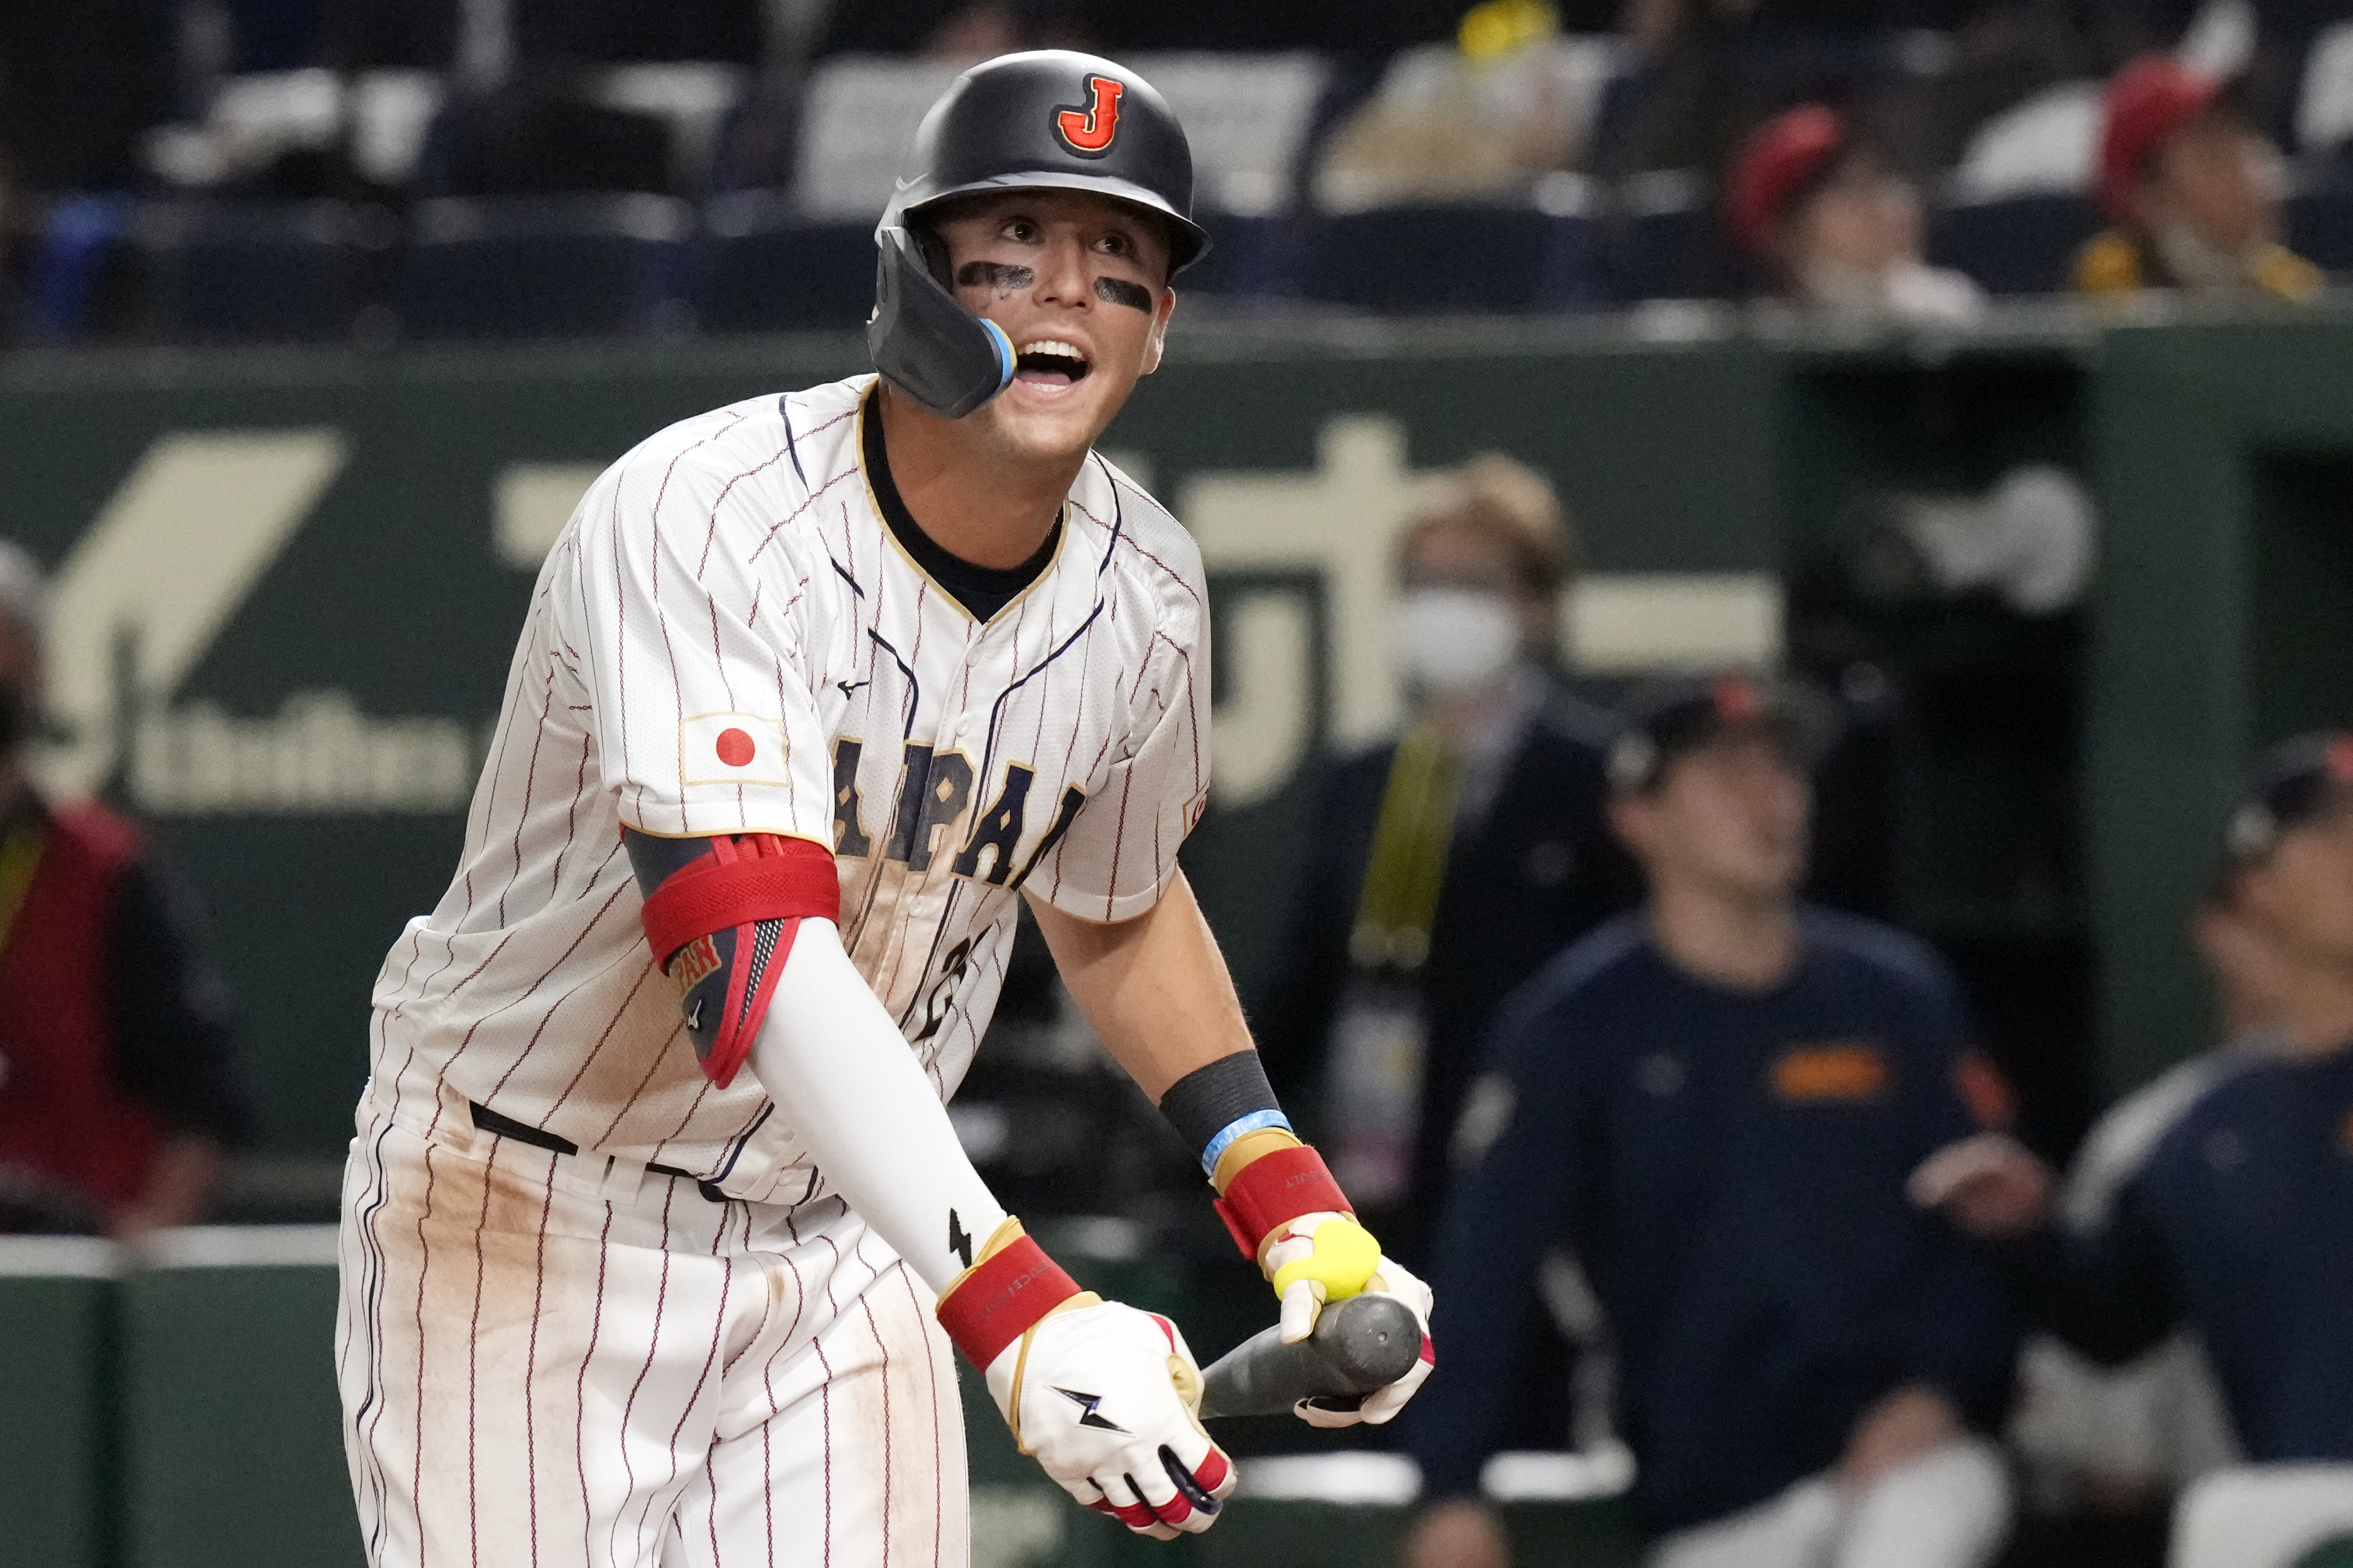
1015 339 1092 388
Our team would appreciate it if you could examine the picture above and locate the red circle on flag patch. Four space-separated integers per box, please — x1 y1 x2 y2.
715 728 756 767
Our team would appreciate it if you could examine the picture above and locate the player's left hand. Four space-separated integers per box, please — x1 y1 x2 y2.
1257 1211 1435 1427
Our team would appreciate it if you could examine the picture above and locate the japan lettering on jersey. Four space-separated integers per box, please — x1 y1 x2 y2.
368 377 1209 1203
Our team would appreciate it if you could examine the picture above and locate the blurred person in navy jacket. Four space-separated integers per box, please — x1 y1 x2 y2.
1258 453 1639 1270
0 541 247 1239
1925 732 2353 1567
1404 672 2019 1568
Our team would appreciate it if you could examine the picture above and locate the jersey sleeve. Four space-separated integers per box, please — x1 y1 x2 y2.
1026 566 1211 924
560 432 836 845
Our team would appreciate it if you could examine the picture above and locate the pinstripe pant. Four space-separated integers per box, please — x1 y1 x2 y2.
336 1106 969 1568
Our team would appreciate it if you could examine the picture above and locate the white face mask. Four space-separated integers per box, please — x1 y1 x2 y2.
1395 587 1520 698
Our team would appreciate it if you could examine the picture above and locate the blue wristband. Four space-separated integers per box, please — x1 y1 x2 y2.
1201 1109 1294 1179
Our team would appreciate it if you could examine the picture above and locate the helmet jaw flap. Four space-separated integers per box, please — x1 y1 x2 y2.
867 49 1202 420
868 225 1016 419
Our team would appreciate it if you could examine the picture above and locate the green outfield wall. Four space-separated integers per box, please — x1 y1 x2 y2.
2 310 2349 1169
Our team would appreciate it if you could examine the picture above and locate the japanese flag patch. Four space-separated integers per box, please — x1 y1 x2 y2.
681 712 789 788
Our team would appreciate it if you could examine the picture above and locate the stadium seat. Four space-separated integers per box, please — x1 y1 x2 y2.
794 57 968 222
1121 52 1326 218
2297 22 2353 158
1300 203 1601 314
590 61 748 193
1606 171 1710 302
1183 212 1299 299
135 200 375 342
392 194 692 339
1930 194 2101 296
695 192 875 334
2287 165 2353 275
19 195 133 342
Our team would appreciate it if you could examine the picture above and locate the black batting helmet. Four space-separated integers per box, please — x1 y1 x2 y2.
868 51 1206 419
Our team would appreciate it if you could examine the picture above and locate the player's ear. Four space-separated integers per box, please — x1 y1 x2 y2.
1142 288 1176 376
1606 791 1652 859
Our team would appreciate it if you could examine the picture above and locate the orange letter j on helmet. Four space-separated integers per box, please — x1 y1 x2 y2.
1054 75 1124 156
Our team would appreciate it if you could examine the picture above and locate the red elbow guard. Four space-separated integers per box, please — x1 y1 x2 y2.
628 831 841 1088
1212 1144 1352 1262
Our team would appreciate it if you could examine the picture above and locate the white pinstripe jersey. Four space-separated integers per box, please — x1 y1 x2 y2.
368 375 1211 1203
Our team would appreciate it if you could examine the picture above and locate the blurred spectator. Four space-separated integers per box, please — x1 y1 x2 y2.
1313 0 1605 207
1259 454 1637 1286
1729 104 1984 321
0 541 247 1239
1403 672 2019 1568
2075 54 2321 300
1926 732 2353 1567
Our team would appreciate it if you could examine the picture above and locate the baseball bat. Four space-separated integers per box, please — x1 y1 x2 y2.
1196 1292 1420 1421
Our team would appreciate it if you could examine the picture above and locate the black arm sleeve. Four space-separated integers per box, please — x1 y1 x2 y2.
106 854 251 1146
1991 1188 2183 1368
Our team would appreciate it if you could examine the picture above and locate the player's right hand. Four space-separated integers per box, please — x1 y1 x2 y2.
984 1297 1236 1539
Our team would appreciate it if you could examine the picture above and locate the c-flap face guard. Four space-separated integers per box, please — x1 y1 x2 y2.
867 225 1016 420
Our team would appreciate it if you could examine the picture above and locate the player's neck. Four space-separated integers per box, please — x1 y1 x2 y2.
877 385 1084 571
1644 877 1801 994
2273 963 2353 1059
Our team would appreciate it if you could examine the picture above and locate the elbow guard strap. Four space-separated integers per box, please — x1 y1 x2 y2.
624 829 842 1089
1211 1142 1353 1263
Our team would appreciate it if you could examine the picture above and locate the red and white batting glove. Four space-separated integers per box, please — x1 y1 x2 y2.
1212 1134 1437 1427
936 1219 1234 1538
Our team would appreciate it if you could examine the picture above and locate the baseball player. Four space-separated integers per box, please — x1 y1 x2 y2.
335 50 1431 1568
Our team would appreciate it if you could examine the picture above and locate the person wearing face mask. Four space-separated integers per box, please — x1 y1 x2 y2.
0 540 247 1239
1726 104 1985 325
1401 672 2020 1568
2075 55 2322 302
1259 456 1640 1299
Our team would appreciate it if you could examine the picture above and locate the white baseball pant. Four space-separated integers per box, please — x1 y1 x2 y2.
1646 1438 2012 1568
2170 1464 2353 1568
335 1101 967 1568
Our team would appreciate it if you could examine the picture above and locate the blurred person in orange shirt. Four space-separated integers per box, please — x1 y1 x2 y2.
2075 55 2321 302
1728 104 1984 324
0 540 247 1239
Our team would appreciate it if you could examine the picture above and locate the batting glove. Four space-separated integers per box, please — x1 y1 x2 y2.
936 1219 1234 1538
991 1297 1234 1536
1210 1138 1437 1427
